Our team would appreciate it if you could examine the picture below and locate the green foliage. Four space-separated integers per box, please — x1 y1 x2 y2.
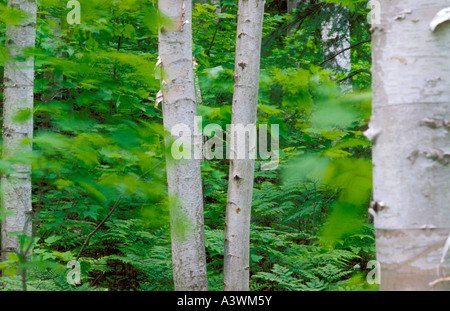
250 224 376 291
204 227 225 291
0 0 375 291
1 0 170 291
0 2 31 25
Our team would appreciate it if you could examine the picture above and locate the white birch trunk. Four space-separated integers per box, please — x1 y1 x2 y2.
158 0 208 291
223 0 265 291
369 0 450 290
321 4 351 92
1 0 37 262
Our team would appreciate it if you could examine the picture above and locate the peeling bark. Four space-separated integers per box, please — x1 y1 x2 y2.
370 0 450 290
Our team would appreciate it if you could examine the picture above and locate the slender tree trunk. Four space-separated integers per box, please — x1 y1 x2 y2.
158 0 208 291
287 0 301 36
210 0 221 12
369 0 450 290
223 0 265 291
1 0 37 263
321 3 351 91
41 15 63 105
287 0 300 12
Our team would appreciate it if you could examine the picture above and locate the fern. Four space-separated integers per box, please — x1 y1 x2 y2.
253 264 312 291
0 271 107 291
90 220 174 290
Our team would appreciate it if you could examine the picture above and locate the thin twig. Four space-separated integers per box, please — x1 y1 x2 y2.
74 161 162 263
75 195 124 262
429 276 450 287
205 19 221 57
338 69 371 83
319 39 371 67
262 2 325 49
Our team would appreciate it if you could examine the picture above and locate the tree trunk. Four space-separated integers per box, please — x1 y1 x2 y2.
158 0 208 291
369 0 450 290
321 3 351 91
287 0 301 36
287 0 300 12
41 15 63 105
1 0 37 262
223 0 265 291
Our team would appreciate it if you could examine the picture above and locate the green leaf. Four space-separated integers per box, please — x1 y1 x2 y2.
251 254 264 263
0 3 31 25
12 108 33 123
325 0 356 10
8 252 19 262
123 24 135 38
3 266 17 277
284 154 331 183
44 235 63 244
319 202 366 246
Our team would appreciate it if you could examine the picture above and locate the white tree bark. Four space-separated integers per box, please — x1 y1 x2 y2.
1 0 37 262
369 0 450 290
223 0 265 291
321 3 351 92
158 0 208 291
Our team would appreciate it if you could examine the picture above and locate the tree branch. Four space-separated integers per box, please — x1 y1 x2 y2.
319 39 371 67
262 2 325 50
205 19 221 57
338 69 371 83
74 162 162 263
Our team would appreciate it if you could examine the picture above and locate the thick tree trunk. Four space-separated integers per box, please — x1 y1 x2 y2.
158 0 208 291
1 0 37 262
369 0 450 290
223 0 265 291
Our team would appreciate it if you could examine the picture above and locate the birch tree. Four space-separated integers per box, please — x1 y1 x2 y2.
287 0 300 13
1 0 37 262
321 3 351 91
287 0 301 36
158 0 208 291
368 0 450 290
223 0 265 291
